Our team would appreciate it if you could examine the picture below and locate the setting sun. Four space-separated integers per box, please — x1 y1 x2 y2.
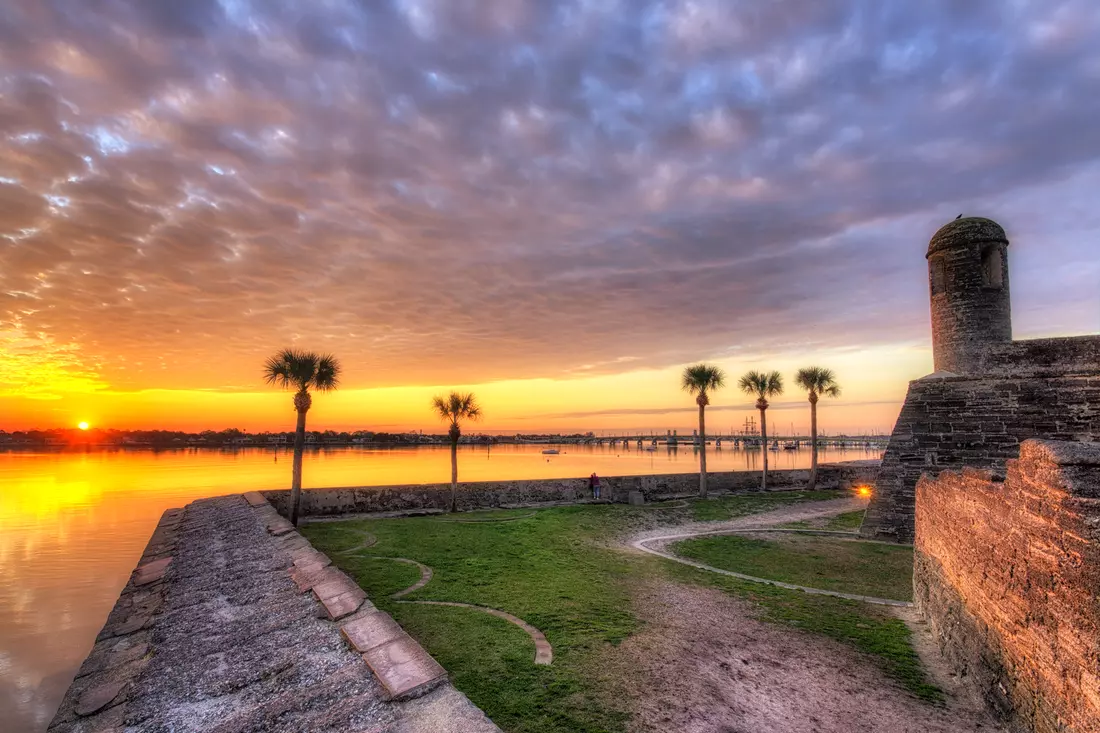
77 421 89 431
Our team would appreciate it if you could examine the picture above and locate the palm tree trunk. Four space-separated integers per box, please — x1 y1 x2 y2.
449 436 459 513
808 399 819 491
759 407 768 491
290 407 307 526
698 403 708 498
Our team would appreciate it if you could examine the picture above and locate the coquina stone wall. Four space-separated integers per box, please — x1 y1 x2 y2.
979 336 1100 378
862 368 1099 542
914 440 1100 733
260 463 876 518
862 216 1099 542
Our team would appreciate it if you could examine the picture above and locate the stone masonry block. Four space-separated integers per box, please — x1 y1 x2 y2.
341 611 406 654
362 635 448 701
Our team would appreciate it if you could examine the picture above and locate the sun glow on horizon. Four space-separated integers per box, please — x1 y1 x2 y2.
0 343 933 435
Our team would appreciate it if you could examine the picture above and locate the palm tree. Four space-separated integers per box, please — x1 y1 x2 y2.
681 363 726 498
263 349 341 526
795 366 841 491
738 370 784 491
431 391 482 513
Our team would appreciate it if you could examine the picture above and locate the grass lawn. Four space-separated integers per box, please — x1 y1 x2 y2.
687 490 840 521
780 509 867 532
302 492 936 733
671 534 915 602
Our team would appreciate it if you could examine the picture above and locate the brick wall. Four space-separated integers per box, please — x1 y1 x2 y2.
913 440 1100 733
260 464 870 517
862 372 1099 542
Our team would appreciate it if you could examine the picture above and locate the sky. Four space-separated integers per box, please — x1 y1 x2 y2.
1 0 1098 434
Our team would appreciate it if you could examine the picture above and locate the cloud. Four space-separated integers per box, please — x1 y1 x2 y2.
0 0 1098 392
0 327 107 398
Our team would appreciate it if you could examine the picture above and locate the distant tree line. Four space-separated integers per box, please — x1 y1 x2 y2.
0 427 497 448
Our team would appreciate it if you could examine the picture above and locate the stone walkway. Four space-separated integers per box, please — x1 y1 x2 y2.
49 494 499 733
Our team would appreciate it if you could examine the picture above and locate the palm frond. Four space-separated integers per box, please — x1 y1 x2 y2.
431 395 453 421
432 391 483 424
456 392 483 420
313 353 341 392
681 363 726 395
262 352 294 389
738 369 784 398
738 370 759 395
263 348 342 393
795 366 840 398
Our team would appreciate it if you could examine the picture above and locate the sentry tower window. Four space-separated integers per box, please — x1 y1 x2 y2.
981 245 1003 289
930 257 947 295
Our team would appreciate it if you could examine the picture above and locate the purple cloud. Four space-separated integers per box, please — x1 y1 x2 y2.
1 0 1098 390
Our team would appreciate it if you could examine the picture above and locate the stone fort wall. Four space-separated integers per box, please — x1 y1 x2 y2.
862 356 1100 542
861 211 1099 542
913 440 1100 733
260 463 877 518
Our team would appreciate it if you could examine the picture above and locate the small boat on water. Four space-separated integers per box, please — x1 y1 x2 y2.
783 441 798 451
541 449 560 455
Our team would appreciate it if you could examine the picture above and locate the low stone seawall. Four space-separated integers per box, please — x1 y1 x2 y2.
260 462 877 518
914 440 1100 733
49 493 499 733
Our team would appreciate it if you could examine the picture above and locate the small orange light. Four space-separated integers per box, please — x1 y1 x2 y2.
856 485 872 498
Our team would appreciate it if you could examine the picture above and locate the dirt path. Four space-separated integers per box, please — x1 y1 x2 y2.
604 582 999 733
611 498 1000 733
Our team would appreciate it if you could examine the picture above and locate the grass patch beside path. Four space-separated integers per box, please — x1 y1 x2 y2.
824 509 866 531
302 492 937 732
781 509 866 532
688 490 841 521
305 506 638 733
672 534 914 602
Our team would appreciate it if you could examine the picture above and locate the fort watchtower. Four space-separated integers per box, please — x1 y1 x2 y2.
861 216 1099 542
927 217 1011 374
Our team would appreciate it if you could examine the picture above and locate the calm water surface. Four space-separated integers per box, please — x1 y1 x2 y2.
0 442 881 731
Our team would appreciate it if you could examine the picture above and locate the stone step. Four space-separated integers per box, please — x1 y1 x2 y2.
133 557 172 587
320 589 367 621
267 518 295 536
243 491 269 507
361 635 448 701
290 564 343 593
341 611 406 654
291 548 331 569
312 574 367 620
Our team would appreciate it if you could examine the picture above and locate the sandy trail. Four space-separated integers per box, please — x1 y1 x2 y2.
610 498 1000 733
605 582 998 733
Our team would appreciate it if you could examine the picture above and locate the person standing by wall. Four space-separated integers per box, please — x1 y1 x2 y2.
589 472 601 500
